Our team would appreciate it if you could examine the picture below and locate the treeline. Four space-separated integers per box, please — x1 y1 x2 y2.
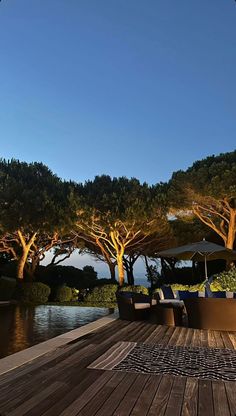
0 150 235 285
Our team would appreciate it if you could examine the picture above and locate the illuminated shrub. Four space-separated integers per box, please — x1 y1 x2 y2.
21 282 51 303
84 284 118 303
56 286 73 302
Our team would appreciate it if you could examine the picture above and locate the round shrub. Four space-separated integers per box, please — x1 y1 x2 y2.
56 286 73 302
21 282 51 303
0 276 16 301
84 284 118 303
119 285 149 295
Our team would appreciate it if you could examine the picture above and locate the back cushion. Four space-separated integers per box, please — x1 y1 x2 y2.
161 286 175 299
119 291 133 298
178 291 199 300
211 291 226 298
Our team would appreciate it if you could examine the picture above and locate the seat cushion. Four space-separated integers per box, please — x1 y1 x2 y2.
134 303 151 310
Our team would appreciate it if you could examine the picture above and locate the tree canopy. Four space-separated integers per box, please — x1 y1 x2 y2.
168 151 236 250
75 176 170 285
0 159 78 279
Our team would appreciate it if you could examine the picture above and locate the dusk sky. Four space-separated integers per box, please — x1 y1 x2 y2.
1 1 235 280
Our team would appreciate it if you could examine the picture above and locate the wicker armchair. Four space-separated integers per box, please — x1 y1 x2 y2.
116 292 151 321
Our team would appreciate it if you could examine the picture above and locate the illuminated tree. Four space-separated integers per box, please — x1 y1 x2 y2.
168 151 236 250
74 176 170 286
0 160 78 279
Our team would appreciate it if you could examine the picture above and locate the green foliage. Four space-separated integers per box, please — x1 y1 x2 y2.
169 151 236 206
119 285 149 295
0 276 16 300
55 286 73 302
145 265 162 286
71 288 79 300
37 264 98 290
21 282 51 303
0 159 78 233
171 283 205 292
210 268 236 291
84 284 118 303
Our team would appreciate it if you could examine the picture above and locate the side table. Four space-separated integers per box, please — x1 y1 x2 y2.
150 302 184 326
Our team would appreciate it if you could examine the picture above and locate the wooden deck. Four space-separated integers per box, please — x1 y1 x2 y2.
0 319 236 416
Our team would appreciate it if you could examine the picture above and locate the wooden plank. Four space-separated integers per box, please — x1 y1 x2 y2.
164 376 186 416
130 375 162 416
113 374 150 416
77 372 129 416
207 331 217 348
147 374 174 416
212 381 230 416
225 381 236 416
213 331 225 349
198 379 214 416
7 382 65 416
148 325 170 345
191 329 201 347
137 323 161 343
41 370 104 416
167 327 183 346
200 330 208 348
181 377 198 416
220 332 235 349
182 328 194 347
90 372 138 416
159 326 176 346
175 327 189 346
144 325 164 344
227 333 236 349
58 370 121 416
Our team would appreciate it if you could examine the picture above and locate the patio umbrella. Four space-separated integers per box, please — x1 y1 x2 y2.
157 239 236 280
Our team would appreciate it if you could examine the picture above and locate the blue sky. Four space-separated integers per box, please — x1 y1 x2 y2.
1 0 235 186
0 0 235 280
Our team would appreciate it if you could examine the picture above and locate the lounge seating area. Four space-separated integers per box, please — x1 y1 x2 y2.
116 285 236 331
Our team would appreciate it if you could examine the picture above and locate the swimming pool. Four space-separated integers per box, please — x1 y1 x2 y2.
0 304 112 358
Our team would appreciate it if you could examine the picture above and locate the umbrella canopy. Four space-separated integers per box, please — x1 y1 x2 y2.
157 240 236 279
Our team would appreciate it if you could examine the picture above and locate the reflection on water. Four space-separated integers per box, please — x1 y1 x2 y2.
0 305 111 358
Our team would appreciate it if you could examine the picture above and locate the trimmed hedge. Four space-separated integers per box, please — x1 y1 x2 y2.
56 286 73 302
119 285 149 295
21 282 51 303
170 283 205 292
0 276 16 301
84 284 118 303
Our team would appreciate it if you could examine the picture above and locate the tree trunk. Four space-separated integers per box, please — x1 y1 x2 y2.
117 255 125 286
127 271 134 286
17 251 28 280
108 262 116 282
16 231 37 280
144 255 153 289
25 257 39 281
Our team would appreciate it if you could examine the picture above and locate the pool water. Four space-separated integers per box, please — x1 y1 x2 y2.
0 304 112 358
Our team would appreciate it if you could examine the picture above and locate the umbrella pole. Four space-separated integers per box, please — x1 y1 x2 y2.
204 256 208 281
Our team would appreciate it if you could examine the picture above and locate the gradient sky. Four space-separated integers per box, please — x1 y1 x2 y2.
0 1 236 280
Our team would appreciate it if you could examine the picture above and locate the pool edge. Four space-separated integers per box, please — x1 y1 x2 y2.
0 311 118 376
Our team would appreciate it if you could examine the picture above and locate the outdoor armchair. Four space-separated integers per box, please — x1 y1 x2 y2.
116 291 151 321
